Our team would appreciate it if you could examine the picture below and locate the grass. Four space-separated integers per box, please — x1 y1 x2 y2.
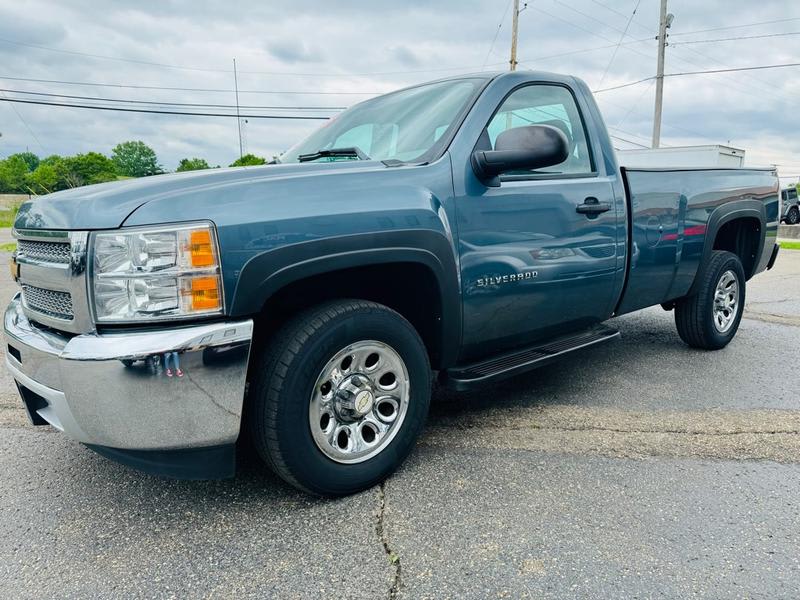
0 208 18 229
778 241 800 251
0 202 20 252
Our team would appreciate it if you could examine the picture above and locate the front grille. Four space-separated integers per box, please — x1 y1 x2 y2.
17 240 71 264
21 284 74 320
14 230 89 333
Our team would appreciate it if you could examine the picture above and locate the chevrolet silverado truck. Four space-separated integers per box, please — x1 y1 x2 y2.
5 71 781 496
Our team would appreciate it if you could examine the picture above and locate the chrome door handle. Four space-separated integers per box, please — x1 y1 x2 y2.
576 197 611 217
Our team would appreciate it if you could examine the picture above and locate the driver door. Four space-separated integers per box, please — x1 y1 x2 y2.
457 83 620 358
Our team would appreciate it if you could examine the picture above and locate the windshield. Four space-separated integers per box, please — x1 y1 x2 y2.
280 78 484 164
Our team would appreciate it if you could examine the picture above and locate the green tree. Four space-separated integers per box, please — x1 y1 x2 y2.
12 151 40 172
40 154 64 167
176 157 210 172
26 163 60 195
38 156 71 191
111 141 163 177
229 153 266 167
60 152 118 188
0 155 30 193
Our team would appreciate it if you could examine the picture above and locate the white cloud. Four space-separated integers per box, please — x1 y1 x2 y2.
0 0 798 177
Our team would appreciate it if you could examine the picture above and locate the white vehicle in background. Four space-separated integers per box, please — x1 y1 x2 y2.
781 187 799 225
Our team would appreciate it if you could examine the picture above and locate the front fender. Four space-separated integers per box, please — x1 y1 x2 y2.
229 229 462 367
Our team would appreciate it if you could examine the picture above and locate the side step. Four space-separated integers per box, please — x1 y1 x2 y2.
441 324 620 391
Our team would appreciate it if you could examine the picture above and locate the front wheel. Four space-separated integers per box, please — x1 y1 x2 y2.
787 206 800 225
248 300 431 496
674 250 745 350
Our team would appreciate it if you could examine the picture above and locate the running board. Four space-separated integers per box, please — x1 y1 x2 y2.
441 325 620 391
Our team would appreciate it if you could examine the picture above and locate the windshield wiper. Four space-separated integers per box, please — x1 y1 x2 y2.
297 146 370 163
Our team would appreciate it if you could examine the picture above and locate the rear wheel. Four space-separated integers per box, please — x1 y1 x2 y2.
674 250 745 350
787 206 800 225
248 300 431 496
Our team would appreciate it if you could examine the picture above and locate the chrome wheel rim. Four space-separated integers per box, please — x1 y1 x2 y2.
309 340 410 464
713 269 739 333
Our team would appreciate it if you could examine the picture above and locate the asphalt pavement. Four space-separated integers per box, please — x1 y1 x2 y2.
1 248 799 599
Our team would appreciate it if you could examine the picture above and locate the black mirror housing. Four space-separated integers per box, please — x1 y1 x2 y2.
471 124 570 186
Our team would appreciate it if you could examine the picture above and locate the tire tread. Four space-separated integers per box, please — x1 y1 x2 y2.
675 250 744 349
249 299 423 494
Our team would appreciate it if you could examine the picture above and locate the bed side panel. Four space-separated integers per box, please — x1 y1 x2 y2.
616 168 778 316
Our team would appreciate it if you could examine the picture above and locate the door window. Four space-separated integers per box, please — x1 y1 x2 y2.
483 85 594 175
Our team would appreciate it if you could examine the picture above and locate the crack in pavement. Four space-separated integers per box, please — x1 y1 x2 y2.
423 406 800 463
422 426 800 463
746 298 795 305
375 482 402 600
471 424 800 436
743 312 800 327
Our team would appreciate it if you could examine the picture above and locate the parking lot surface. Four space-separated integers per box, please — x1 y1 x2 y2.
1 250 799 599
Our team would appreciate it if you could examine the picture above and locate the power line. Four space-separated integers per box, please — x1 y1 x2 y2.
597 0 643 87
0 97 332 119
666 62 800 77
520 37 653 65
609 134 650 148
530 3 657 68
0 36 507 77
576 5 800 109
0 87 346 110
613 78 656 128
0 90 47 153
565 3 800 109
550 0 636 37
597 93 701 139
586 7 800 40
593 62 800 93
669 17 800 37
0 37 230 74
671 31 800 46
593 76 655 93
482 0 514 69
586 0 638 21
0 75 382 95
609 124 670 145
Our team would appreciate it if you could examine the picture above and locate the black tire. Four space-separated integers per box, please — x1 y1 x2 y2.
248 300 431 496
674 250 745 350
787 207 800 225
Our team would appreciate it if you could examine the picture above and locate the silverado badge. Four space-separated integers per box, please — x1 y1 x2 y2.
476 271 538 287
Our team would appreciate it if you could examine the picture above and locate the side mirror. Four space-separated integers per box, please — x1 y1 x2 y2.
471 124 570 187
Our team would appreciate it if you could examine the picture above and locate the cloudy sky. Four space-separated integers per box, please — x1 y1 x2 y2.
1 0 799 179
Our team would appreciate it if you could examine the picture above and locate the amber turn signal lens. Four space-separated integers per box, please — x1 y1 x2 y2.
190 229 215 267
191 276 221 311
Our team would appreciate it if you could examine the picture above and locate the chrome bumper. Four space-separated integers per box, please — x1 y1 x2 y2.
4 293 253 451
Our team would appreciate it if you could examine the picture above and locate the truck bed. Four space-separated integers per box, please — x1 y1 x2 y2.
615 167 780 315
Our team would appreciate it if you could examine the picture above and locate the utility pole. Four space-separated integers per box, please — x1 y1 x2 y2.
233 58 244 159
509 0 520 71
652 0 672 148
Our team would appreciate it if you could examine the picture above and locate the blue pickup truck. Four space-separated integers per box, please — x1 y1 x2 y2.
5 71 780 495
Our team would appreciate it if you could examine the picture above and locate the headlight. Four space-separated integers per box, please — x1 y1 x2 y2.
90 222 223 322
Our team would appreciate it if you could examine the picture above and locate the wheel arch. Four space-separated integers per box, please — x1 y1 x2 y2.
230 230 462 369
688 200 766 295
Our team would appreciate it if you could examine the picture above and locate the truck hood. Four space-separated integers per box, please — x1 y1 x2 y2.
14 160 387 231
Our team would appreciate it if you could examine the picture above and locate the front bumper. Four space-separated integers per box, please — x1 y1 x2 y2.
4 293 253 475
